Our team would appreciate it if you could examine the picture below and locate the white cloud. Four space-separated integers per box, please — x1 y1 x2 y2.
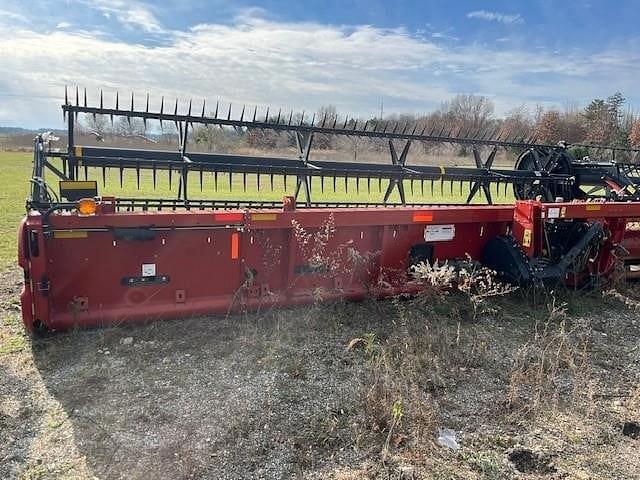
56 21 72 29
467 10 524 25
81 0 163 33
0 8 27 22
0 12 638 128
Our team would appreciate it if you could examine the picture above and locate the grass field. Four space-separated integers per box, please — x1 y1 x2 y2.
0 152 31 268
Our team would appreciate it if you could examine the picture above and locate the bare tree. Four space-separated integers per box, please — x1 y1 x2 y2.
80 114 111 140
444 94 495 133
114 117 145 138
315 105 338 149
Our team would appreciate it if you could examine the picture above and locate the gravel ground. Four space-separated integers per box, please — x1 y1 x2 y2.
1 266 640 479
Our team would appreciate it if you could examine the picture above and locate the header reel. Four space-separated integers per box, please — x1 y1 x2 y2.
28 87 640 212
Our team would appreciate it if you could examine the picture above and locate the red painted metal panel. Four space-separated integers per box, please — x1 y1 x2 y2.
19 204 514 331
19 200 640 332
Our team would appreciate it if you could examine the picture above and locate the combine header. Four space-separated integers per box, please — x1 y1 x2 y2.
17 88 640 332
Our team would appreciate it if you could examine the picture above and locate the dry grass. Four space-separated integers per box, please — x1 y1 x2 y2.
2 266 640 478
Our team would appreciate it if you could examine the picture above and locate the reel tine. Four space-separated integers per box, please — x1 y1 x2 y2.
152 164 157 189
300 111 305 126
136 161 140 189
174 98 179 130
421 179 424 196
430 179 434 195
276 109 281 124
378 177 382 192
75 85 79 106
288 110 293 126
311 112 316 127
199 168 204 191
344 175 348 193
227 103 232 120
242 172 247 192
83 87 87 107
240 104 245 122
270 173 274 191
127 92 134 125
214 100 219 119
202 99 206 118
102 166 107 188
410 178 414 195
334 176 338 193
144 93 150 129
264 106 270 123
169 166 173 189
257 172 261 191
159 96 164 130
63 85 68 121
252 105 257 122
229 171 233 191
321 175 325 193
119 162 124 188
356 176 360 194
367 177 371 194
284 174 288 191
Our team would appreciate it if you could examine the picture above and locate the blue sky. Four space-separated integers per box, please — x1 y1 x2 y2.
0 0 639 128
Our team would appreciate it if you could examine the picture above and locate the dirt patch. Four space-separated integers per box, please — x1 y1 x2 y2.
508 448 556 474
2 266 640 479
623 421 640 439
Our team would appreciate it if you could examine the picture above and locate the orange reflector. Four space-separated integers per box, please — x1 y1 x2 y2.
53 230 88 239
412 212 433 223
252 213 278 221
230 232 240 259
77 198 97 216
215 212 244 222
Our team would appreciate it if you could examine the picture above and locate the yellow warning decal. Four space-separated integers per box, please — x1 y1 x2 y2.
74 146 83 157
252 213 278 221
586 204 601 211
59 180 97 190
522 229 532 247
439 165 446 175
53 230 88 239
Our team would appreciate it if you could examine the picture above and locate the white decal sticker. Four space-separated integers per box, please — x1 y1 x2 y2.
142 263 156 277
548 207 560 219
424 224 455 242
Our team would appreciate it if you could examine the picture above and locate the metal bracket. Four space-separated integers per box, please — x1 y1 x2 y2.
466 146 497 204
383 140 411 205
294 131 313 206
